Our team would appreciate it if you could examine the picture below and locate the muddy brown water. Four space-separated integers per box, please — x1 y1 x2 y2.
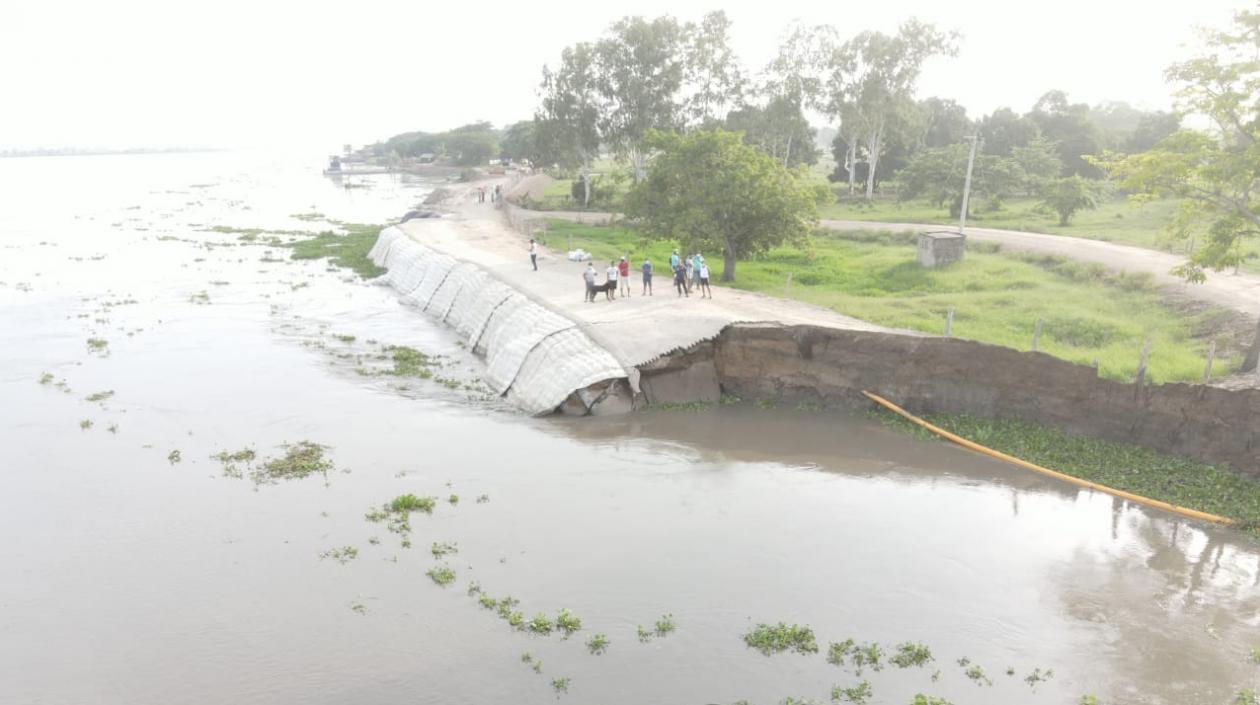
1 152 1257 705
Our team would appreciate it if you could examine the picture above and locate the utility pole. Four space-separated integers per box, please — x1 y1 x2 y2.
959 135 979 234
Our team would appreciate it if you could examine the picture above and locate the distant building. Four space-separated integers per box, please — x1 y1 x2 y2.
418 153 436 164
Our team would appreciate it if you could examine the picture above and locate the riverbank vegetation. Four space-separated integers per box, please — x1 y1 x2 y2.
287 222 385 278
546 219 1243 383
874 411 1260 527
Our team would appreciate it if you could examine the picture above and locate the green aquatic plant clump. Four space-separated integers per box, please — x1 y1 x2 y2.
831 681 873 704
964 664 993 686
319 546 359 564
743 622 819 656
851 642 884 674
555 609 582 638
654 613 676 637
496 596 520 619
390 494 436 513
366 493 438 544
528 613 554 635
828 639 856 666
586 633 609 655
386 346 438 378
875 411 1260 527
85 390 114 403
431 541 458 558
212 447 257 478
890 642 934 668
426 565 456 586
252 441 333 484
910 696 953 705
1024 667 1054 688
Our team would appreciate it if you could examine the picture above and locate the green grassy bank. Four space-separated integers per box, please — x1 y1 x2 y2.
542 219 1243 383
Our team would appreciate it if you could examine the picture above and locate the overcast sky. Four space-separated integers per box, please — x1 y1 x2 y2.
0 0 1241 151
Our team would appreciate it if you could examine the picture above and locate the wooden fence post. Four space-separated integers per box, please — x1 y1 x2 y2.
1031 318 1044 352
945 306 955 338
1134 339 1152 386
1202 340 1216 384
784 272 793 298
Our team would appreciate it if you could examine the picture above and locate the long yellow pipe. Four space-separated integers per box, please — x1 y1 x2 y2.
861 390 1236 527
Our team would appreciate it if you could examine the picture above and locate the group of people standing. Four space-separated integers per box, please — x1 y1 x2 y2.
582 249 712 302
478 185 502 203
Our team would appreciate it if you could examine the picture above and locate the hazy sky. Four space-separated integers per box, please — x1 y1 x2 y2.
1 0 1241 151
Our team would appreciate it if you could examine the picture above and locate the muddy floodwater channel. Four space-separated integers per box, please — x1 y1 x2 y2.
1 152 1258 705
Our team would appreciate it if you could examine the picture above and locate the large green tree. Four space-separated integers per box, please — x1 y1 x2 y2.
498 120 539 163
623 130 822 281
724 95 820 168
1094 9 1260 281
537 43 603 205
683 11 746 125
1041 175 1102 225
443 122 499 166
896 143 1025 217
595 16 690 181
1027 90 1103 177
833 19 959 200
978 107 1040 156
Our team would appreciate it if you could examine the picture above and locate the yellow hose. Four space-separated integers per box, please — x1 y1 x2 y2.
862 390 1236 527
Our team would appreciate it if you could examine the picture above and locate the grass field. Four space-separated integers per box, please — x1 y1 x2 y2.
821 195 1260 272
543 219 1244 384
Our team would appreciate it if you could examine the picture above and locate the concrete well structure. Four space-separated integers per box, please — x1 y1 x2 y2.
917 231 966 267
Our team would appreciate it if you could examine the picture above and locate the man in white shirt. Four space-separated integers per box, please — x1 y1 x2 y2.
529 239 538 271
605 260 619 299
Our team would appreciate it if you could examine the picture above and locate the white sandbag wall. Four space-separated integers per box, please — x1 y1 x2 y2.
369 227 625 415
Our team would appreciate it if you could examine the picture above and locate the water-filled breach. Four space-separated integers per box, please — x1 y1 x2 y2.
368 227 626 414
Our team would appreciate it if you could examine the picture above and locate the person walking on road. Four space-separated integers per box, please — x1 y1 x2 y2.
606 260 619 300
669 249 680 271
529 239 538 271
617 257 631 298
641 258 653 296
583 262 597 302
698 262 712 298
683 256 694 294
691 253 704 289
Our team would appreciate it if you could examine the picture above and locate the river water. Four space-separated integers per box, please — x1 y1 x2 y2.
1 151 1257 705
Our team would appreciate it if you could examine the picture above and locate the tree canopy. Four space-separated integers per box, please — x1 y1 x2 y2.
623 130 822 281
724 96 820 168
1093 9 1260 281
